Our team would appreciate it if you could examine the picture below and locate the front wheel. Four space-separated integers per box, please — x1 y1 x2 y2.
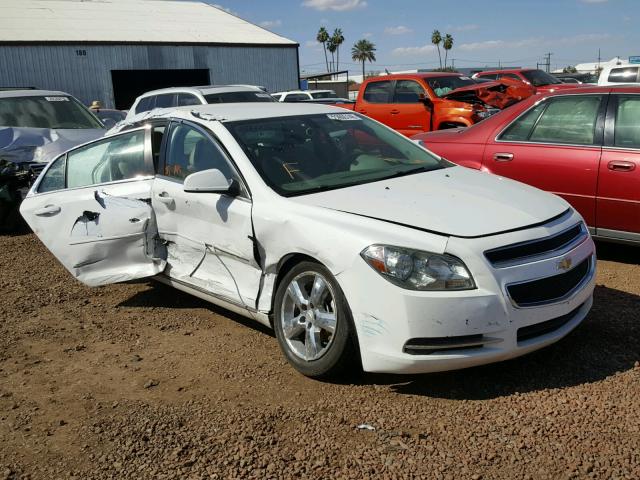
273 261 359 378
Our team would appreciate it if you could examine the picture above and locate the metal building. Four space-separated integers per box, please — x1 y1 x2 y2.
0 0 299 109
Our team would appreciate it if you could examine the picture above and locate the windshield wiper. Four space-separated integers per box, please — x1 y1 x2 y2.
378 165 439 181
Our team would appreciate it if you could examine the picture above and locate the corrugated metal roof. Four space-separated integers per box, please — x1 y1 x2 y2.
0 0 297 45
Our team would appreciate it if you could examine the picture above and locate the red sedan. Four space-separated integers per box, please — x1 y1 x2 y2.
473 68 588 94
414 86 640 245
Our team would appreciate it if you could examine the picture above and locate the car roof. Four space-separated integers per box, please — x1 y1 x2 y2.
367 73 465 81
0 89 71 98
477 69 536 75
121 102 348 127
544 85 640 95
136 85 264 98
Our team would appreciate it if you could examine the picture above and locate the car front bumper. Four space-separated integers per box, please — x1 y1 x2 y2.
336 213 596 374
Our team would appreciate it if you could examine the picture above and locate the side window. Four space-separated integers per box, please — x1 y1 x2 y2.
608 67 640 83
164 123 234 181
528 96 602 145
499 73 521 81
363 81 392 103
135 96 155 114
272 94 282 101
499 103 547 141
66 131 149 188
393 80 425 103
177 93 202 107
478 73 498 80
614 96 640 149
155 94 175 109
37 155 66 193
282 93 309 102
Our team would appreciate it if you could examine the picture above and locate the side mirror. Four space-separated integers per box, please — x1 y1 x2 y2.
418 93 433 109
183 168 239 195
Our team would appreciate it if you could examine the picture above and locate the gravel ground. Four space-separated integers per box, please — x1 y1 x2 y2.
1 233 639 479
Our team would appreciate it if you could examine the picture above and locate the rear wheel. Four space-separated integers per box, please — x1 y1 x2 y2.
273 261 358 378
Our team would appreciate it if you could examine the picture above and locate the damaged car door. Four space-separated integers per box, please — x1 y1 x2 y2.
19 128 166 286
152 120 262 308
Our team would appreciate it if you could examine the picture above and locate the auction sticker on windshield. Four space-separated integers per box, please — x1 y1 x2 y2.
44 97 69 102
326 113 361 121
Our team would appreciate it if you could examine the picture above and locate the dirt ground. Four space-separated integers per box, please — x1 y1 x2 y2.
0 233 639 480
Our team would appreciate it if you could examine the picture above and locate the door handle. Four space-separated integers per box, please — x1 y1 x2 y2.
607 160 636 172
493 152 514 162
155 192 175 205
390 109 400 115
34 204 61 216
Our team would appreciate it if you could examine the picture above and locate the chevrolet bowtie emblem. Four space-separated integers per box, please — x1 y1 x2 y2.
557 257 573 271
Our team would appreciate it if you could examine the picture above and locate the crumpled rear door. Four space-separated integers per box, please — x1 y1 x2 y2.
21 179 165 287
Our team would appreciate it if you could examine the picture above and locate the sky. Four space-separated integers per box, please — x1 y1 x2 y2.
206 0 639 75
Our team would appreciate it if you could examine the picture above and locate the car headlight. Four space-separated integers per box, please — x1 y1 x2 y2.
361 245 475 291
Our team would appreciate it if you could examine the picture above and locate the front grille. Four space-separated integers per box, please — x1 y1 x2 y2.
517 302 585 342
507 256 591 307
485 223 585 267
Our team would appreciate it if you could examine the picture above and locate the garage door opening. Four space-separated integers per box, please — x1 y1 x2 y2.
111 69 210 110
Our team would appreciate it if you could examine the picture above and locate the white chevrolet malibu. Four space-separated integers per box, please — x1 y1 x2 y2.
20 103 596 378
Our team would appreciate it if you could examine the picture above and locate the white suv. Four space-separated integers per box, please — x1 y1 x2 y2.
598 64 640 86
272 89 337 102
125 85 274 120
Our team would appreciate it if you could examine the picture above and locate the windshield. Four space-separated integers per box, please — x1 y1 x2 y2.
225 113 449 196
310 91 337 99
426 76 476 97
0 96 103 129
521 70 563 86
204 91 275 103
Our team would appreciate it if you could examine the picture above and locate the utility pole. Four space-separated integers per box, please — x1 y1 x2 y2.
543 52 553 73
451 58 455 69
597 48 601 71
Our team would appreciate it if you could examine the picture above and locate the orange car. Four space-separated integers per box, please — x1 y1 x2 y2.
340 73 534 136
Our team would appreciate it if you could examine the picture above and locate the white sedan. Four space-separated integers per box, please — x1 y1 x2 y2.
20 103 596 377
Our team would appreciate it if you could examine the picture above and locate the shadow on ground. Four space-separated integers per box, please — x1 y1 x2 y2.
351 285 640 399
118 280 274 337
119 279 639 400
595 240 640 265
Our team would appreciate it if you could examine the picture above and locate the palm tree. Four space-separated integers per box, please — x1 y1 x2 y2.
331 28 345 71
351 39 377 80
431 30 442 69
316 27 330 73
443 33 454 69
327 38 337 71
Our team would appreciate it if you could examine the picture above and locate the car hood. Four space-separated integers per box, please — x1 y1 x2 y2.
292 166 568 238
0 127 105 164
442 79 535 109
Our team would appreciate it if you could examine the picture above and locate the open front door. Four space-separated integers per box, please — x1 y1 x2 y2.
19 128 166 287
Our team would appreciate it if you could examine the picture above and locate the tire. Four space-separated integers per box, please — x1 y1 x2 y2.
273 261 359 378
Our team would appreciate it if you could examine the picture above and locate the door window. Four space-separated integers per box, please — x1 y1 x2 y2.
66 131 149 188
363 81 392 103
614 96 640 148
393 80 424 103
500 96 602 145
177 93 202 106
164 123 234 181
477 73 498 80
607 67 640 83
37 155 66 193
